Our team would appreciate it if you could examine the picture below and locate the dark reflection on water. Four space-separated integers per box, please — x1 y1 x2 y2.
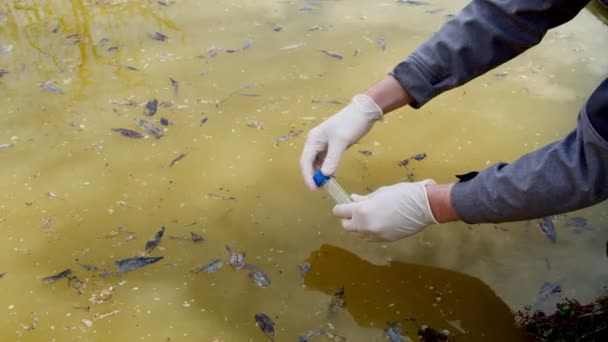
304 244 532 341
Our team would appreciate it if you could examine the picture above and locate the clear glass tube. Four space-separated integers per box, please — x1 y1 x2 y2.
322 177 352 204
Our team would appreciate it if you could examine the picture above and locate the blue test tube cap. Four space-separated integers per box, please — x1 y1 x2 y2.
313 170 330 187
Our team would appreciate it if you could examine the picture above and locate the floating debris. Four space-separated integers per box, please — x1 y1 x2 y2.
299 6 313 12
385 322 409 342
79 263 99 272
397 0 430 5
309 25 333 32
0 69 8 77
144 99 158 116
254 313 275 341
160 117 170 126
274 129 304 147
111 99 138 106
206 193 235 200
89 280 126 304
539 217 557 243
320 49 343 60
328 287 346 316
298 263 311 278
68 274 85 294
354 49 361 57
94 309 121 320
159 101 172 108
111 128 144 139
272 23 282 32
194 259 223 274
134 118 164 139
170 78 179 96
148 32 168 41
244 264 271 288
0 272 6 278
115 256 163 273
494 72 509 79
0 143 14 149
425 8 445 14
359 150 373 156
246 120 265 129
42 269 72 285
417 325 449 342
200 117 208 126
40 81 63 94
169 153 188 167
397 159 410 167
565 216 588 234
144 227 165 253
226 245 246 269
377 36 387 51
280 42 305 51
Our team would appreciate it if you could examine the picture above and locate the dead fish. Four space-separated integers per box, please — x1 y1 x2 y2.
226 49 239 53
494 72 509 79
42 269 72 285
309 25 333 32
359 150 373 156
397 0 430 5
144 227 165 253
200 117 208 126
298 263 311 278
272 24 282 32
148 32 168 41
297 328 326 342
565 216 588 234
108 46 118 52
195 259 223 273
144 99 158 116
279 42 305 51
236 93 262 97
397 159 410 167
0 69 8 77
111 128 144 139
385 322 408 342
299 6 313 12
170 78 179 96
160 117 170 126
535 280 562 305
0 272 6 279
320 49 343 60
354 49 361 57
377 37 387 51
115 256 163 273
242 38 254 50
0 143 14 149
96 38 109 46
134 119 164 139
159 101 172 108
190 232 204 243
169 153 187 167
274 129 304 147
254 313 275 341
40 81 63 94
244 264 271 288
425 8 444 14
539 217 557 243
226 245 246 269
79 263 99 271
206 193 236 200
328 286 345 315
411 153 427 161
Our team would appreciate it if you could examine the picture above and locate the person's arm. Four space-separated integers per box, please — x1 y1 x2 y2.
392 0 590 108
451 79 608 223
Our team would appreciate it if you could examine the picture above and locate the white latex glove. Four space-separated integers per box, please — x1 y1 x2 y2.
332 180 439 242
300 94 383 190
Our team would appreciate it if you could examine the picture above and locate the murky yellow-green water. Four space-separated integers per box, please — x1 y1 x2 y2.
1 0 607 341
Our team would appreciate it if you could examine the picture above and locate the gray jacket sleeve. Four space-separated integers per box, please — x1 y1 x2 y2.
392 0 590 108
452 80 608 223
389 0 608 223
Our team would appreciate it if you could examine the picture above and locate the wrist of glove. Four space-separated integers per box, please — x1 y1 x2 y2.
332 179 439 242
300 94 383 190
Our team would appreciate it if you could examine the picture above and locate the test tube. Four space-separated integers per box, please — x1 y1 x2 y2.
313 170 352 204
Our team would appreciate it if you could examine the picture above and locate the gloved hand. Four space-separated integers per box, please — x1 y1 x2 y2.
332 180 439 242
300 94 383 190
